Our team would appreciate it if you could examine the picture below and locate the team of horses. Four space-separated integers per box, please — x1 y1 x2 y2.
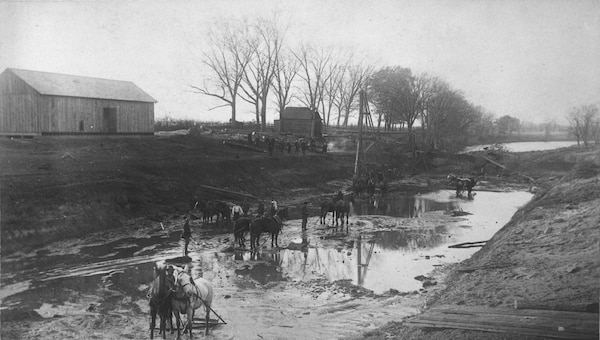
233 209 287 250
148 263 213 339
447 174 477 197
319 193 355 229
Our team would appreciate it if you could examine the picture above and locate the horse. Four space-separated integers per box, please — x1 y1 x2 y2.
249 210 285 250
319 199 335 224
233 217 252 248
171 267 214 338
147 263 172 339
204 200 231 225
334 193 355 228
447 174 477 197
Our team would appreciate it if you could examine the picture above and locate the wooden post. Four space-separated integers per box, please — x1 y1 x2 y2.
354 91 365 177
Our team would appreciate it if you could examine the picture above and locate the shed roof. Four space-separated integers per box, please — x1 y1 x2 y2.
7 68 157 103
281 107 321 120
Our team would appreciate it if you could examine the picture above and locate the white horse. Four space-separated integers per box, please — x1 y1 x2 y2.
171 266 213 338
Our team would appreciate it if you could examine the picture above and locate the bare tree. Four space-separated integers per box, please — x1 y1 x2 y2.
272 51 299 118
337 62 373 127
322 62 345 127
240 19 285 128
191 22 253 122
293 44 334 111
568 104 599 147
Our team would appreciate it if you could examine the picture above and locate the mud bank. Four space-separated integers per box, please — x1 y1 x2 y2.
0 135 361 254
354 149 600 340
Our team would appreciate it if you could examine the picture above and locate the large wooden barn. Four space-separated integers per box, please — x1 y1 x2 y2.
276 107 322 138
0 68 156 136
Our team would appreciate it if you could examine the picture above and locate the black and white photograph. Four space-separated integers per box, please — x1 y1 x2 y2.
1 0 599 339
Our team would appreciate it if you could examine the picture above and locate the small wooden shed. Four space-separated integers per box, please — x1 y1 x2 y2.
276 107 322 138
0 68 156 136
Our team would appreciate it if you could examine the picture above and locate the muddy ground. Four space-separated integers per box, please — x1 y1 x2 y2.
1 132 599 339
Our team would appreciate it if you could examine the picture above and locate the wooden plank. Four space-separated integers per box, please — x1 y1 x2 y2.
419 312 597 334
431 305 599 320
404 305 599 339
404 320 595 339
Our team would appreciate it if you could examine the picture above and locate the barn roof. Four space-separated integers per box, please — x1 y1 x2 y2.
7 68 157 103
281 107 322 120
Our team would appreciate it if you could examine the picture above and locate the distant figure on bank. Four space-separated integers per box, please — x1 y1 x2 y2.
279 139 285 153
268 137 275 156
322 142 328 154
301 201 309 231
286 140 292 154
181 216 192 256
294 140 300 154
301 140 307 155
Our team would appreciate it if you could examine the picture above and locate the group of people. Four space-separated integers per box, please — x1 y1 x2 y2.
247 131 327 156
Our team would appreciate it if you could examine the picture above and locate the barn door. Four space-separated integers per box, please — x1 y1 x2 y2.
103 108 117 133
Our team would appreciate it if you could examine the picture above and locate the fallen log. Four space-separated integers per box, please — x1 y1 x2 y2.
479 155 536 183
448 240 487 249
199 185 260 200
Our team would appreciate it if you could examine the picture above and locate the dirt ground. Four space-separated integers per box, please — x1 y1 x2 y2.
1 131 599 339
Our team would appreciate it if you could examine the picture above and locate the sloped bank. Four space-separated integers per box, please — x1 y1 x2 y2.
0 136 357 255
356 149 600 340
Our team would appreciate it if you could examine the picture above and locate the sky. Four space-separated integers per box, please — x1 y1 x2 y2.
1 0 599 125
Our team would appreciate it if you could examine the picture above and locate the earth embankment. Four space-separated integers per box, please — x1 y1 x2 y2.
1 135 361 254
357 146 600 340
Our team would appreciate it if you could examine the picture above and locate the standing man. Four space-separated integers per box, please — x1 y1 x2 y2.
268 137 275 156
181 216 192 256
231 203 243 221
301 201 309 231
270 198 278 217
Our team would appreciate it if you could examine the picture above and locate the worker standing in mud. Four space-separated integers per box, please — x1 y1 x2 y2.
301 201 309 231
181 216 192 256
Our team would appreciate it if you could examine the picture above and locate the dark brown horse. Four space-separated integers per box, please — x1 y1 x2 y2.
447 174 477 197
334 193 355 228
249 210 285 250
233 217 252 248
204 200 231 225
320 199 335 224
148 263 171 339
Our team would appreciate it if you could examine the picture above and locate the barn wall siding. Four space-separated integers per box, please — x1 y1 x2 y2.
0 71 40 133
38 96 154 133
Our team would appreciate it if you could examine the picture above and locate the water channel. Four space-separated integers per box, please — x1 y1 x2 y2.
462 140 578 153
0 189 533 339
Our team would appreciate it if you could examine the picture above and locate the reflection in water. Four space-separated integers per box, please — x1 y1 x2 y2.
354 195 457 217
223 191 532 293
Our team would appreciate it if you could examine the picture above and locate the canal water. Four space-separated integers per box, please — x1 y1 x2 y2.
462 141 578 153
0 189 533 339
